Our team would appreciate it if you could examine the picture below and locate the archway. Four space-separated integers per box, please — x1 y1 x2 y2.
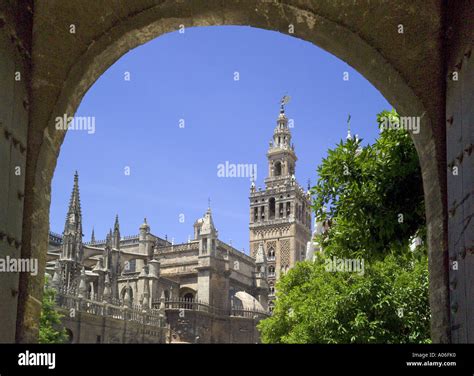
17 1 449 343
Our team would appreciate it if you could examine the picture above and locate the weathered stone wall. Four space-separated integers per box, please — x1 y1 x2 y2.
0 0 31 343
166 310 261 343
445 0 474 344
61 309 166 344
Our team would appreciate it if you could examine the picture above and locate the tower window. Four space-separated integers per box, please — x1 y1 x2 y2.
286 202 291 216
268 248 275 261
279 203 284 217
269 198 276 220
268 266 275 277
269 285 275 296
254 207 258 222
274 161 282 176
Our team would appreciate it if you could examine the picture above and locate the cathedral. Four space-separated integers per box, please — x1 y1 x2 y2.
46 99 311 342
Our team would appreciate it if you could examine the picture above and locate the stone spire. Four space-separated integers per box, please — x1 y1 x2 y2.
140 217 150 232
105 229 112 248
63 171 82 236
265 97 297 184
51 260 62 290
113 214 120 249
102 274 111 303
114 214 120 232
200 206 216 236
255 242 266 265
78 267 87 298
123 281 132 307
91 227 96 243
61 171 83 262
271 96 292 151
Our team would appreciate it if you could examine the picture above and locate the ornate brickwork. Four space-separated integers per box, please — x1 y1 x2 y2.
279 239 291 269
266 241 277 254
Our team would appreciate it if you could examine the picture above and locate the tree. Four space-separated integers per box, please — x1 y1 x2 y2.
313 109 424 260
258 252 430 343
258 110 430 343
39 276 68 344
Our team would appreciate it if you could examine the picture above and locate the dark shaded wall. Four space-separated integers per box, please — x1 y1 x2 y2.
446 0 474 343
0 0 32 343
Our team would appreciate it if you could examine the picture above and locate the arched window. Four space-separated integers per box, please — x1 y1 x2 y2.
267 248 275 261
268 266 275 277
269 285 275 296
183 292 194 309
274 161 282 176
269 197 276 219
120 285 133 305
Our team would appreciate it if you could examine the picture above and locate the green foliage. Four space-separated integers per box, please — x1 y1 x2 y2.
258 252 431 344
258 110 430 343
312 109 424 260
39 276 68 344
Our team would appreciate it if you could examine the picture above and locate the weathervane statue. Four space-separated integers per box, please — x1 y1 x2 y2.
280 94 291 113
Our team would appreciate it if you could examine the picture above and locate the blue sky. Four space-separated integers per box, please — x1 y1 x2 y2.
50 26 391 253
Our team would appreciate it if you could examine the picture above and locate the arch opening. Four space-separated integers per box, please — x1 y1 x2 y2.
18 1 448 344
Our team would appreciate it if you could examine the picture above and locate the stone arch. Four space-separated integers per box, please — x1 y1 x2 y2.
120 285 133 304
267 247 275 261
179 287 196 300
18 1 449 343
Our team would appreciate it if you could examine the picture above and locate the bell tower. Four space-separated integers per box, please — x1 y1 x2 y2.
249 97 312 309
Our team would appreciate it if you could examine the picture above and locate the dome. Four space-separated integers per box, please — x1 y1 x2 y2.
234 291 264 312
139 218 150 230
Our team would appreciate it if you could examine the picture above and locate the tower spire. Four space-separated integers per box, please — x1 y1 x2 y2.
113 214 121 249
64 170 82 236
114 214 120 232
271 95 292 152
91 227 96 243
